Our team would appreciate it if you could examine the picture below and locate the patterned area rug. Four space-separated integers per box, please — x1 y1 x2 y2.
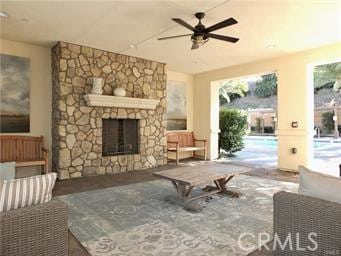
58 175 298 256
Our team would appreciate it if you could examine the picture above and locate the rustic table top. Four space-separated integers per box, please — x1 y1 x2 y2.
153 164 251 186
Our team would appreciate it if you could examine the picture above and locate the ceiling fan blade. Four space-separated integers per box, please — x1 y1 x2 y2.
158 34 192 40
205 18 237 33
172 18 195 31
191 43 199 50
208 33 239 43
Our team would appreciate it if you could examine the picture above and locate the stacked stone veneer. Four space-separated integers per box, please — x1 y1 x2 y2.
52 42 167 179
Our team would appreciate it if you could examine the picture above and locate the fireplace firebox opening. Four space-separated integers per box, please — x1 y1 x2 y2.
102 119 139 156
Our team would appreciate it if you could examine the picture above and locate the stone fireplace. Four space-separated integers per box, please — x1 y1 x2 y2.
52 42 167 179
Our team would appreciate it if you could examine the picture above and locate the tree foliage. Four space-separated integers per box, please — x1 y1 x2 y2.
322 111 334 134
254 73 278 98
219 80 249 104
219 109 247 155
314 62 341 92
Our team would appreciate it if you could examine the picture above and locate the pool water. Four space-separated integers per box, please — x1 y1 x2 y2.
243 137 339 149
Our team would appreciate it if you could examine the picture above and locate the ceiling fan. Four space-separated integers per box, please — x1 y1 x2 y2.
158 12 239 50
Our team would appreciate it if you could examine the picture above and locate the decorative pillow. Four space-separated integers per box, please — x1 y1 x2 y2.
0 172 57 212
299 165 341 204
0 162 16 181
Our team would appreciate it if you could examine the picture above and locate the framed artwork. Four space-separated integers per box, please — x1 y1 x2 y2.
167 80 187 130
0 54 30 133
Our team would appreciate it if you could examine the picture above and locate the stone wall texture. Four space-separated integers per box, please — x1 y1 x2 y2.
52 42 167 179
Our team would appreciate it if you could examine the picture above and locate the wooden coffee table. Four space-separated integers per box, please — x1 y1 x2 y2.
153 164 250 211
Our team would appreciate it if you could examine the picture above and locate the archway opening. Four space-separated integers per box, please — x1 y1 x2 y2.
216 71 279 168
309 60 341 176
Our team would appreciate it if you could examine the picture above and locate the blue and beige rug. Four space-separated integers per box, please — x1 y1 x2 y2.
58 175 298 256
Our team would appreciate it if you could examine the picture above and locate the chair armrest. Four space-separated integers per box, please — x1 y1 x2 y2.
42 147 49 173
167 141 179 147
273 191 341 255
0 199 68 256
193 139 207 142
193 139 207 147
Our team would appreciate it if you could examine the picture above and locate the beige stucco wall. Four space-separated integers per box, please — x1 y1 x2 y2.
0 39 52 173
193 42 341 171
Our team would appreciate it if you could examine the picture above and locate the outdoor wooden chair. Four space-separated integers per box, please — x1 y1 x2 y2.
166 131 207 164
0 135 49 174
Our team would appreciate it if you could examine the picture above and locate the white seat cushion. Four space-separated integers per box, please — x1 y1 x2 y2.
168 146 205 152
299 165 341 204
0 162 16 181
178 147 205 152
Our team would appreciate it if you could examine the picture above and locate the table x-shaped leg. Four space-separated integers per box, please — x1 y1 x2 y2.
204 175 242 198
165 175 241 212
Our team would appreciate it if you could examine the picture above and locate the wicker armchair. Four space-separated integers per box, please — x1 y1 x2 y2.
274 191 341 256
0 199 68 256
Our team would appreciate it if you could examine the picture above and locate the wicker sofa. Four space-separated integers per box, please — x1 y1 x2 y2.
0 199 68 256
274 191 341 255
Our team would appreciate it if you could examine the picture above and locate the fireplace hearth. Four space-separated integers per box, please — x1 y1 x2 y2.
102 119 139 156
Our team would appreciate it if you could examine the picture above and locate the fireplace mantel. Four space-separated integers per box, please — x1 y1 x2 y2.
84 94 159 110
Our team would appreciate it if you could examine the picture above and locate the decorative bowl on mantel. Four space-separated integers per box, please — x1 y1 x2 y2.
113 87 126 97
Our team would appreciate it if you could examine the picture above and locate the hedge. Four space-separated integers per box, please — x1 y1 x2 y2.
219 109 247 155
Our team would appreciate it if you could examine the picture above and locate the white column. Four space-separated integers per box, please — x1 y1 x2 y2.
209 81 220 160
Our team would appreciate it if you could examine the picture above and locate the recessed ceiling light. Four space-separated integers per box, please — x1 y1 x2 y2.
0 11 9 17
129 44 136 49
194 60 206 66
266 44 276 49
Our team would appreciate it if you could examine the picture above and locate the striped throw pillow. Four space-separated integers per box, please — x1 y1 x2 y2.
0 173 57 212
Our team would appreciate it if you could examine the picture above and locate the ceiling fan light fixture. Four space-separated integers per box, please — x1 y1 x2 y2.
191 35 208 46
159 12 239 50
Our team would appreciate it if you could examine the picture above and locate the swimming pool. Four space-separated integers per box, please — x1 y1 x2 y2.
243 137 341 149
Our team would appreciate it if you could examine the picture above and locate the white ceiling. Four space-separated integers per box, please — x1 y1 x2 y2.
1 0 340 74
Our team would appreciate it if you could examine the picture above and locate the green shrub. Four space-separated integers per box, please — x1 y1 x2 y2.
254 73 278 98
219 109 247 155
322 112 334 133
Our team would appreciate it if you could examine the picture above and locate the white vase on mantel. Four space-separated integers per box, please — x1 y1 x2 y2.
114 87 126 97
91 77 103 95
